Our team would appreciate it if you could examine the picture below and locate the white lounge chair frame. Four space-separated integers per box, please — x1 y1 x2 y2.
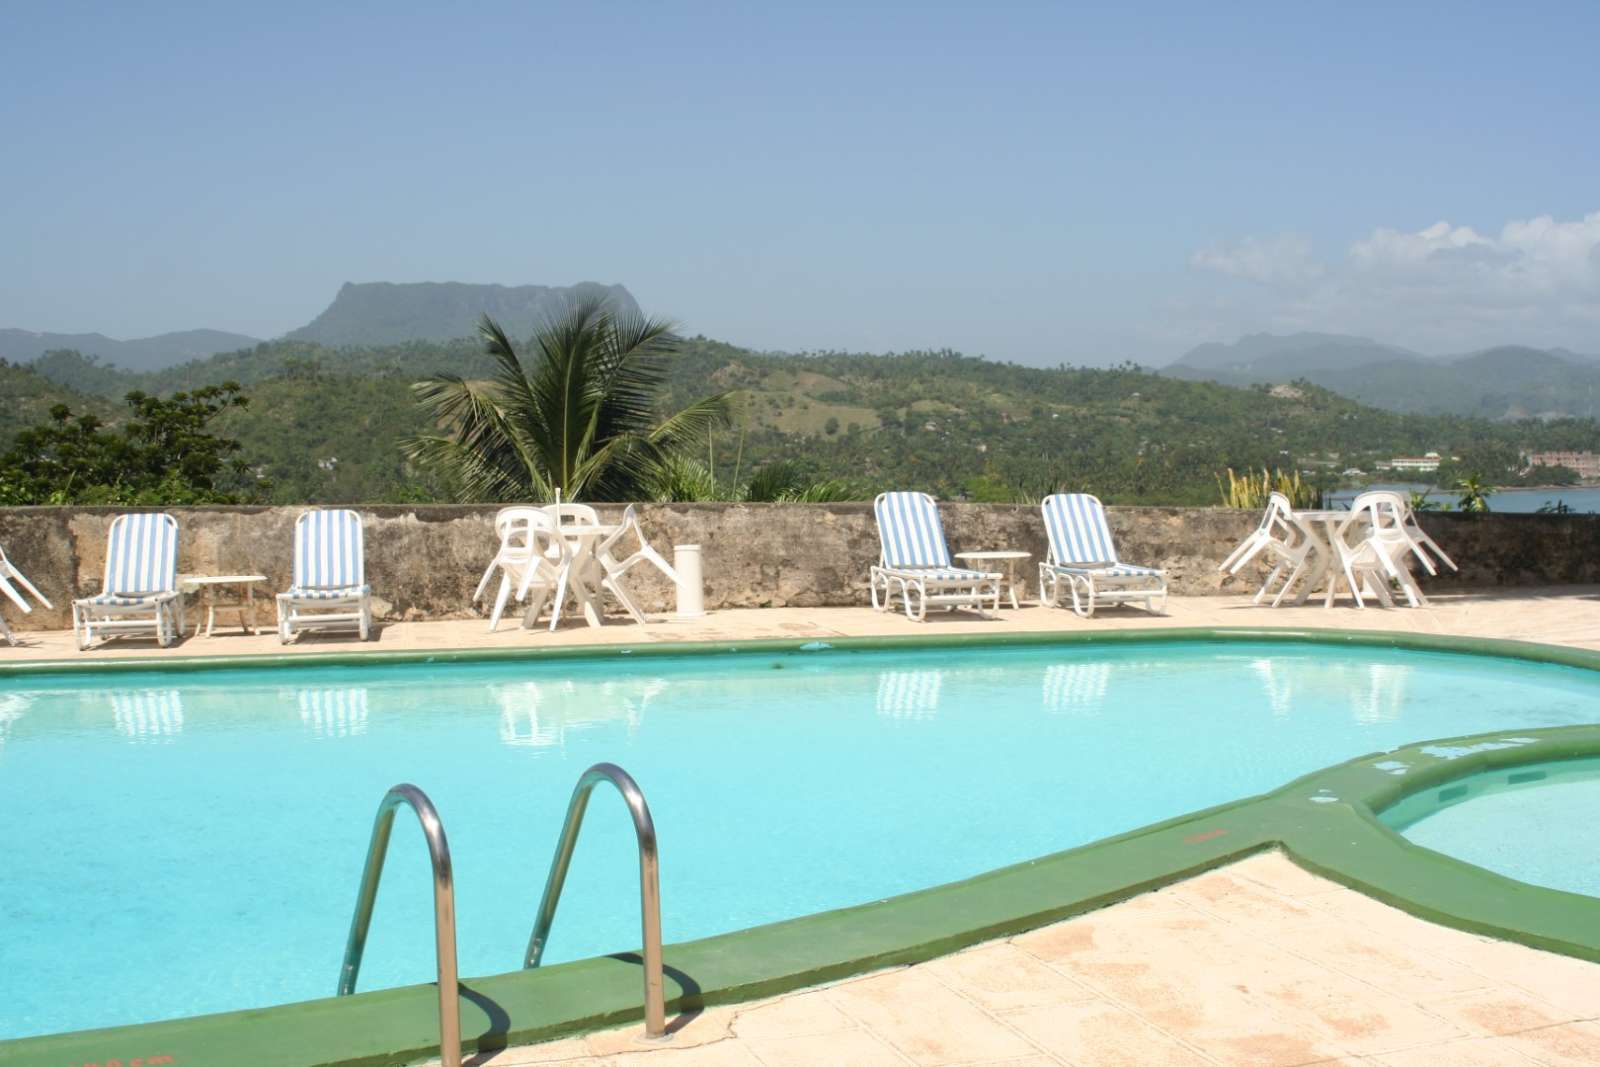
71 513 183 649
870 492 1001 622
1039 493 1167 618
277 508 373 642
0 543 53 647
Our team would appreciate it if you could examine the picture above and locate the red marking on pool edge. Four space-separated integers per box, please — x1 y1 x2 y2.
1184 828 1229 844
68 1055 174 1067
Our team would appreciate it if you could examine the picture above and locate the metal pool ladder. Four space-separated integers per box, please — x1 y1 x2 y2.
525 762 667 1038
338 783 462 1067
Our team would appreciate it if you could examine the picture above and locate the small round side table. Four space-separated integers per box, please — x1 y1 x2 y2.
954 550 1032 609
182 574 268 637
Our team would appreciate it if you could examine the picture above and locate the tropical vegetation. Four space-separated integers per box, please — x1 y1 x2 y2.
0 383 264 505
403 302 730 501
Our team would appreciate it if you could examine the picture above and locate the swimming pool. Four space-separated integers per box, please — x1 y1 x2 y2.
5 637 1600 1039
1381 756 1600 898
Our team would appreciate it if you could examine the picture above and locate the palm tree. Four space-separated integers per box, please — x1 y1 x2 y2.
1455 474 1491 513
405 299 730 501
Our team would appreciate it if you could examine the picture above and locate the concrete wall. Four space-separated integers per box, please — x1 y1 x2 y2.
1 503 1596 631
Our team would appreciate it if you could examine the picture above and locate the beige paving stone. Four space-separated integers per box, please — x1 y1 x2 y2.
1369 1035 1537 1065
474 1037 607 1065
1420 988 1576 1037
1165 871 1333 931
609 1038 764 1066
1500 1022 1600 1067
739 1028 912 1066
726 991 857 1040
922 942 1098 1013
14 587 1600 663
1268 923 1493 1001
586 1007 737 1055
824 968 1039 1065
1001 1000 1217 1066
1228 853 1351 900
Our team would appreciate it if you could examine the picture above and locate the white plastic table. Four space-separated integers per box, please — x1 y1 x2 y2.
182 574 267 636
550 524 618 628
1282 510 1390 607
954 550 1031 609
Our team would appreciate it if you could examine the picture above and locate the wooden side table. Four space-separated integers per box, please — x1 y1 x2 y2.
954 550 1032 609
182 574 268 636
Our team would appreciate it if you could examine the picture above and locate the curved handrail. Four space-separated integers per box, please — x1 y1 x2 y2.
338 783 461 1067
524 762 665 1038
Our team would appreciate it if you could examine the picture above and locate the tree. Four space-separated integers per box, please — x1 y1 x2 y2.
1455 474 1491 513
405 300 731 501
0 383 263 504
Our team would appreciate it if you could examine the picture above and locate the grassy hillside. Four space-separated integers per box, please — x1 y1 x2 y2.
14 337 1600 505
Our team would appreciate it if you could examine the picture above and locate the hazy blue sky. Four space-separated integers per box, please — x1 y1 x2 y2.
3 1 1596 365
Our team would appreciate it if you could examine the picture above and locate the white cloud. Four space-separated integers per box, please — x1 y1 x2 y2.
1189 233 1322 286
1187 211 1600 352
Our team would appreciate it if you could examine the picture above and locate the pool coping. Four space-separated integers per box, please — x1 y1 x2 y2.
7 627 1600 1067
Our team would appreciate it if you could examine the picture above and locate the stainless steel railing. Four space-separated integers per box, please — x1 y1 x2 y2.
524 762 666 1038
338 784 462 1067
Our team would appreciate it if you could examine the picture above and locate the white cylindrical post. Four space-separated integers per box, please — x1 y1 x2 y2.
673 545 705 619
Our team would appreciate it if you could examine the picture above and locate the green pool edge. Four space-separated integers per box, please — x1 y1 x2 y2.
7 626 1600 1067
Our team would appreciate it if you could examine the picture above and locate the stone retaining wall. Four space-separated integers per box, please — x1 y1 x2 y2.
0 503 1595 631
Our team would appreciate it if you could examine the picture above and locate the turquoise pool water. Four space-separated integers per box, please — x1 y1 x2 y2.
4 640 1600 1039
1382 756 1600 898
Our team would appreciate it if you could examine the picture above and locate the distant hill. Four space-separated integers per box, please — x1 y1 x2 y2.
1166 332 1424 378
1163 333 1600 419
14 330 1600 506
0 327 261 372
283 281 641 346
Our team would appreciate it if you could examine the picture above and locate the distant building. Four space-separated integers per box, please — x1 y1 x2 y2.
1384 452 1442 474
1525 450 1600 480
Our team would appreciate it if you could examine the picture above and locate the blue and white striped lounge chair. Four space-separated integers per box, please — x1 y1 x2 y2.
276 508 373 643
71 512 183 649
870 491 1001 622
1039 493 1167 618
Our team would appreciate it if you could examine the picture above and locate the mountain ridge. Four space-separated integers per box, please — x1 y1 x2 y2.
1164 333 1600 419
0 327 262 372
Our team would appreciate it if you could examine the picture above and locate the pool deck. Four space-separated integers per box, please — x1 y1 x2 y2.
13 588 1600 1066
8 584 1600 661
453 851 1600 1067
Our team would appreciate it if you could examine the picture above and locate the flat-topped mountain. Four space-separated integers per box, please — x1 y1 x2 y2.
283 280 641 346
0 327 261 372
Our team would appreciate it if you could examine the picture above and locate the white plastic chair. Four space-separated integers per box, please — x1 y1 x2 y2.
475 507 572 631
592 505 677 624
276 509 373 642
71 513 183 649
1326 493 1422 608
1038 493 1166 618
0 543 52 647
1221 492 1296 573
1221 493 1317 607
1367 491 1457 575
870 492 1001 621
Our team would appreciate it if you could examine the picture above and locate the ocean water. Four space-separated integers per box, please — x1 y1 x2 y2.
1327 483 1600 513
1382 757 1600 898
3 640 1600 1038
